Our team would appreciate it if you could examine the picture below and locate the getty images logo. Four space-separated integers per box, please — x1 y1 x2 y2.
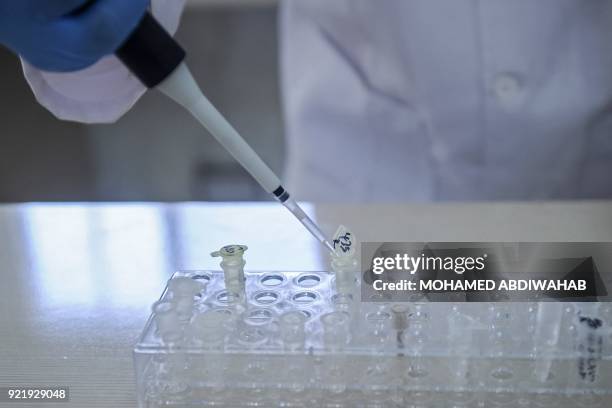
371 253 488 275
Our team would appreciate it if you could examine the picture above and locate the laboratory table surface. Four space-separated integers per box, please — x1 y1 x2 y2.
1 201 612 407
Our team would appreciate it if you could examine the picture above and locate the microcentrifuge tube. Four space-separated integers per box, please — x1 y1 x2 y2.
319 311 351 395
533 302 563 383
330 225 358 291
211 244 248 292
574 303 604 384
168 276 205 298
167 277 204 321
279 311 307 351
321 311 351 350
365 309 392 345
191 310 226 346
391 304 410 331
152 300 182 342
448 310 473 383
391 304 410 350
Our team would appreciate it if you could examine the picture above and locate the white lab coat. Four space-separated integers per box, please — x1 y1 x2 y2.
280 0 612 202
24 0 612 202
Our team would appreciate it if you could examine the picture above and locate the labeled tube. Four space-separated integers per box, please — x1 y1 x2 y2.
211 245 248 292
574 303 604 384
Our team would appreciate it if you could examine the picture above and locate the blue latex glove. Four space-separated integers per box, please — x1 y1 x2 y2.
0 0 149 72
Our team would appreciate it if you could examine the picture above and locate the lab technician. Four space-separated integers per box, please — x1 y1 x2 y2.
1 0 611 202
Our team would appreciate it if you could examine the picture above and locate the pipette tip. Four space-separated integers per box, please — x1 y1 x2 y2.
280 197 336 255
322 239 336 254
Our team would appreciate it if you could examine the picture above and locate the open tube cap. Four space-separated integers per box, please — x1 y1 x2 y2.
211 245 248 258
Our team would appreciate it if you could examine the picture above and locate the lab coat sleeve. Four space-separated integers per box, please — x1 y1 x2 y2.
20 0 186 124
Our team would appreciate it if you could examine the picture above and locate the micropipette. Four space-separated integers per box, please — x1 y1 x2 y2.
115 13 335 254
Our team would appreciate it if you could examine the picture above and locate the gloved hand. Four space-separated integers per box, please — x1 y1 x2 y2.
0 0 149 72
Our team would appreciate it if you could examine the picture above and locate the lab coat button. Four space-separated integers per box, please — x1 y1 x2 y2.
493 73 524 106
